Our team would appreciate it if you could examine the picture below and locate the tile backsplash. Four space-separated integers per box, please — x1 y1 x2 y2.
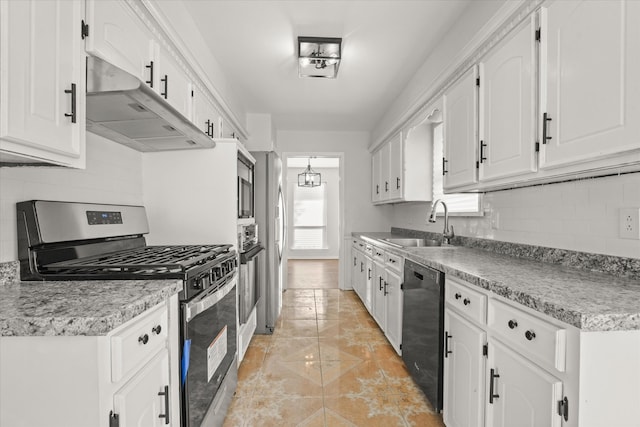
0 134 144 262
391 172 640 259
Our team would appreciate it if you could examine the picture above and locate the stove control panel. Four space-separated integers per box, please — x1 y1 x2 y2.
86 210 123 225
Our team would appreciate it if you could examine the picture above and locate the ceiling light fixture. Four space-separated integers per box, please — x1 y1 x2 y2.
298 157 322 187
298 36 342 79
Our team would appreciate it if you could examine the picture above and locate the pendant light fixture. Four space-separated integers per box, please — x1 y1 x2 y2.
298 157 321 187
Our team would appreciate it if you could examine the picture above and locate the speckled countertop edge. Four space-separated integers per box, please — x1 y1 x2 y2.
354 232 640 332
0 278 182 336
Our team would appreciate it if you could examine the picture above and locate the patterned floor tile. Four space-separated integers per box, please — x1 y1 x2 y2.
323 395 407 427
256 359 324 397
273 319 318 338
265 337 320 362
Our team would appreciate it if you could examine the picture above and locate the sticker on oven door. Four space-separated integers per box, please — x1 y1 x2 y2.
207 326 228 382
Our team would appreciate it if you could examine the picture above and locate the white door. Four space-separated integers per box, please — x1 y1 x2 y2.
371 149 382 203
443 67 478 190
487 339 563 427
371 261 386 329
364 256 373 313
539 0 640 169
0 0 85 166
388 133 403 199
85 0 153 82
479 15 537 182
154 44 193 120
443 310 486 427
113 349 172 427
384 270 403 355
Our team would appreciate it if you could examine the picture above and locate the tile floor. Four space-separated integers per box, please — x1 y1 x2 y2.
223 261 445 427
287 259 339 289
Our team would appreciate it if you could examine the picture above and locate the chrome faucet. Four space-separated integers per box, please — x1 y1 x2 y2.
428 199 454 244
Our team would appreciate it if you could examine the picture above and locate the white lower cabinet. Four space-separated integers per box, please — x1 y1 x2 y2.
372 258 386 328
0 296 180 427
383 269 402 354
443 310 486 427
113 349 171 427
486 339 563 427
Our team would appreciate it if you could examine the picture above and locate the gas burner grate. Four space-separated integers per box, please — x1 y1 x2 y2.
41 244 232 274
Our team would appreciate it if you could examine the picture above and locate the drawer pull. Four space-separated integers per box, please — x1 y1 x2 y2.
64 83 77 123
489 368 500 404
383 281 388 296
152 325 162 335
138 334 149 345
454 293 462 300
508 319 518 329
379 276 384 291
525 330 536 341
463 298 470 306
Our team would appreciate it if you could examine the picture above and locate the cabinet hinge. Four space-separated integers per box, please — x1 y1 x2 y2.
535 142 540 152
109 411 120 427
535 28 541 42
476 77 480 87
81 20 89 39
557 397 569 421
482 343 488 357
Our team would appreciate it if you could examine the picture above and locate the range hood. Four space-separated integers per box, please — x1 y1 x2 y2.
86 56 215 152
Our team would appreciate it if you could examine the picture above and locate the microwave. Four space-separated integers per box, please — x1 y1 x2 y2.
238 177 254 218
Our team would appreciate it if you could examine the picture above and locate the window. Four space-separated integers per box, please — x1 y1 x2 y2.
432 123 482 215
292 184 327 249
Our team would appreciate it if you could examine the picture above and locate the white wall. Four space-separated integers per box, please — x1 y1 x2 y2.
391 173 640 259
286 166 340 259
372 0 505 146
0 134 144 262
278 131 392 236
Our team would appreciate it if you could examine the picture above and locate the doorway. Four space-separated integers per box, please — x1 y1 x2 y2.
282 154 343 290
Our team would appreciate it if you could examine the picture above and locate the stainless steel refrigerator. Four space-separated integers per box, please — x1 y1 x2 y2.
251 151 286 334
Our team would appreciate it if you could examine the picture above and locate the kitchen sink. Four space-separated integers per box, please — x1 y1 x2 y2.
382 238 442 247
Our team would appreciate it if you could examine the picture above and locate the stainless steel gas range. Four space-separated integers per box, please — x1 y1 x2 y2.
17 200 238 427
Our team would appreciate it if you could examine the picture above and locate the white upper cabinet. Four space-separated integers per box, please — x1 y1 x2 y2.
372 149 382 202
84 0 154 83
539 0 640 170
443 67 478 191
0 0 85 167
192 85 218 139
153 43 193 121
478 15 537 182
380 141 391 199
388 132 403 199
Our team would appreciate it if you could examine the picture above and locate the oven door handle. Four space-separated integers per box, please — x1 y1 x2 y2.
240 244 265 263
186 275 237 322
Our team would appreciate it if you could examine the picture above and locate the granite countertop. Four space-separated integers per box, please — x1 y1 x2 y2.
354 232 640 332
0 278 182 337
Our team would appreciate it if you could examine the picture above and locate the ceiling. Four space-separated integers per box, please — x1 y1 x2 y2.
183 0 472 133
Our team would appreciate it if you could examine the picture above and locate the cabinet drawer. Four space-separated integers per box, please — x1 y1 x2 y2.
111 302 169 382
446 278 487 324
372 247 385 261
488 299 566 372
385 252 403 274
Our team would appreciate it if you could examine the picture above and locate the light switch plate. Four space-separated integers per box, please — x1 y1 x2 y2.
619 208 640 239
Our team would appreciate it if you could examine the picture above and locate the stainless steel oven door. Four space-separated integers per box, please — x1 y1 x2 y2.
181 275 237 427
239 244 264 325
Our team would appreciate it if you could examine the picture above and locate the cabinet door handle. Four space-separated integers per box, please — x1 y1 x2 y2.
145 61 154 87
360 262 364 272
64 83 77 123
353 257 356 266
525 330 536 341
209 121 215 137
385 181 389 192
138 334 149 345
383 281 388 296
161 75 168 99
442 158 448 175
542 112 552 144
444 332 452 358
376 184 379 195
379 276 383 291
368 268 372 280
508 319 518 329
479 140 487 163
158 385 170 424
489 368 500 404
396 177 400 189
152 325 162 335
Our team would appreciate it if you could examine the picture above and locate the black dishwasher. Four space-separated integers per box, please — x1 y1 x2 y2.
402 259 445 412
